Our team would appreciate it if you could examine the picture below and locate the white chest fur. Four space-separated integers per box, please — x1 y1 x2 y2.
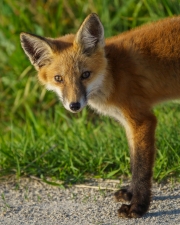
88 99 127 128
88 99 134 151
88 96 137 159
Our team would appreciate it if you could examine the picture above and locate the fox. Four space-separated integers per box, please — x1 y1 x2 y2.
20 13 180 218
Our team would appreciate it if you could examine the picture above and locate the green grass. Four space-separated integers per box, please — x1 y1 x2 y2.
1 0 180 183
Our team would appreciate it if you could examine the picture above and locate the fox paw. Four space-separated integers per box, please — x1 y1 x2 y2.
118 203 147 218
114 188 132 202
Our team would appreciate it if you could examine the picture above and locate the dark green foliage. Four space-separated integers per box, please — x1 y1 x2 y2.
0 0 180 182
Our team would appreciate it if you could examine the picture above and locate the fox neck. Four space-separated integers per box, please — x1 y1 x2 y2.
87 59 114 113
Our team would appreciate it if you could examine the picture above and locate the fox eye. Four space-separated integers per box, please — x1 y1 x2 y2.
81 71 91 80
54 75 63 83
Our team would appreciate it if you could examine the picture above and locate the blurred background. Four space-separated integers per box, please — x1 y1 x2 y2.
1 0 180 183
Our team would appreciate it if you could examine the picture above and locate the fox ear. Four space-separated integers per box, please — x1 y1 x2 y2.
20 32 53 70
74 13 104 55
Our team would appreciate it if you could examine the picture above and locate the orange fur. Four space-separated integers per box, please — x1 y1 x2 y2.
20 14 180 218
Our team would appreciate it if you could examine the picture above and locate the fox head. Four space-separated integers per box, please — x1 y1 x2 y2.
20 13 108 113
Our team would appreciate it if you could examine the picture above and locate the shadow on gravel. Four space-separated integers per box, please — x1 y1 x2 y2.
145 194 180 218
153 195 180 201
147 209 180 218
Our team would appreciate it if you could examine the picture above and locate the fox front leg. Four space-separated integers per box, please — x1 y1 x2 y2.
115 112 157 218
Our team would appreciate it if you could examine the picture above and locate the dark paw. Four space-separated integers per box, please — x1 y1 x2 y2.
117 204 131 218
114 188 132 202
118 203 148 218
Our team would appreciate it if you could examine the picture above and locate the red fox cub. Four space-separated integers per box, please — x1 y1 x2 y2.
20 13 180 218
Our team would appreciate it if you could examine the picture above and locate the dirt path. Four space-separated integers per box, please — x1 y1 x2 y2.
0 178 180 225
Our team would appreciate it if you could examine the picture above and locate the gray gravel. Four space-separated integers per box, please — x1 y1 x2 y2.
0 177 180 225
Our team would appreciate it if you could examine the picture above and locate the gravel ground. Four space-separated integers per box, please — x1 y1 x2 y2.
0 177 180 225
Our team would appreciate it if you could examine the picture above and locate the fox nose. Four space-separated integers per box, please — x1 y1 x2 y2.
69 102 81 111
